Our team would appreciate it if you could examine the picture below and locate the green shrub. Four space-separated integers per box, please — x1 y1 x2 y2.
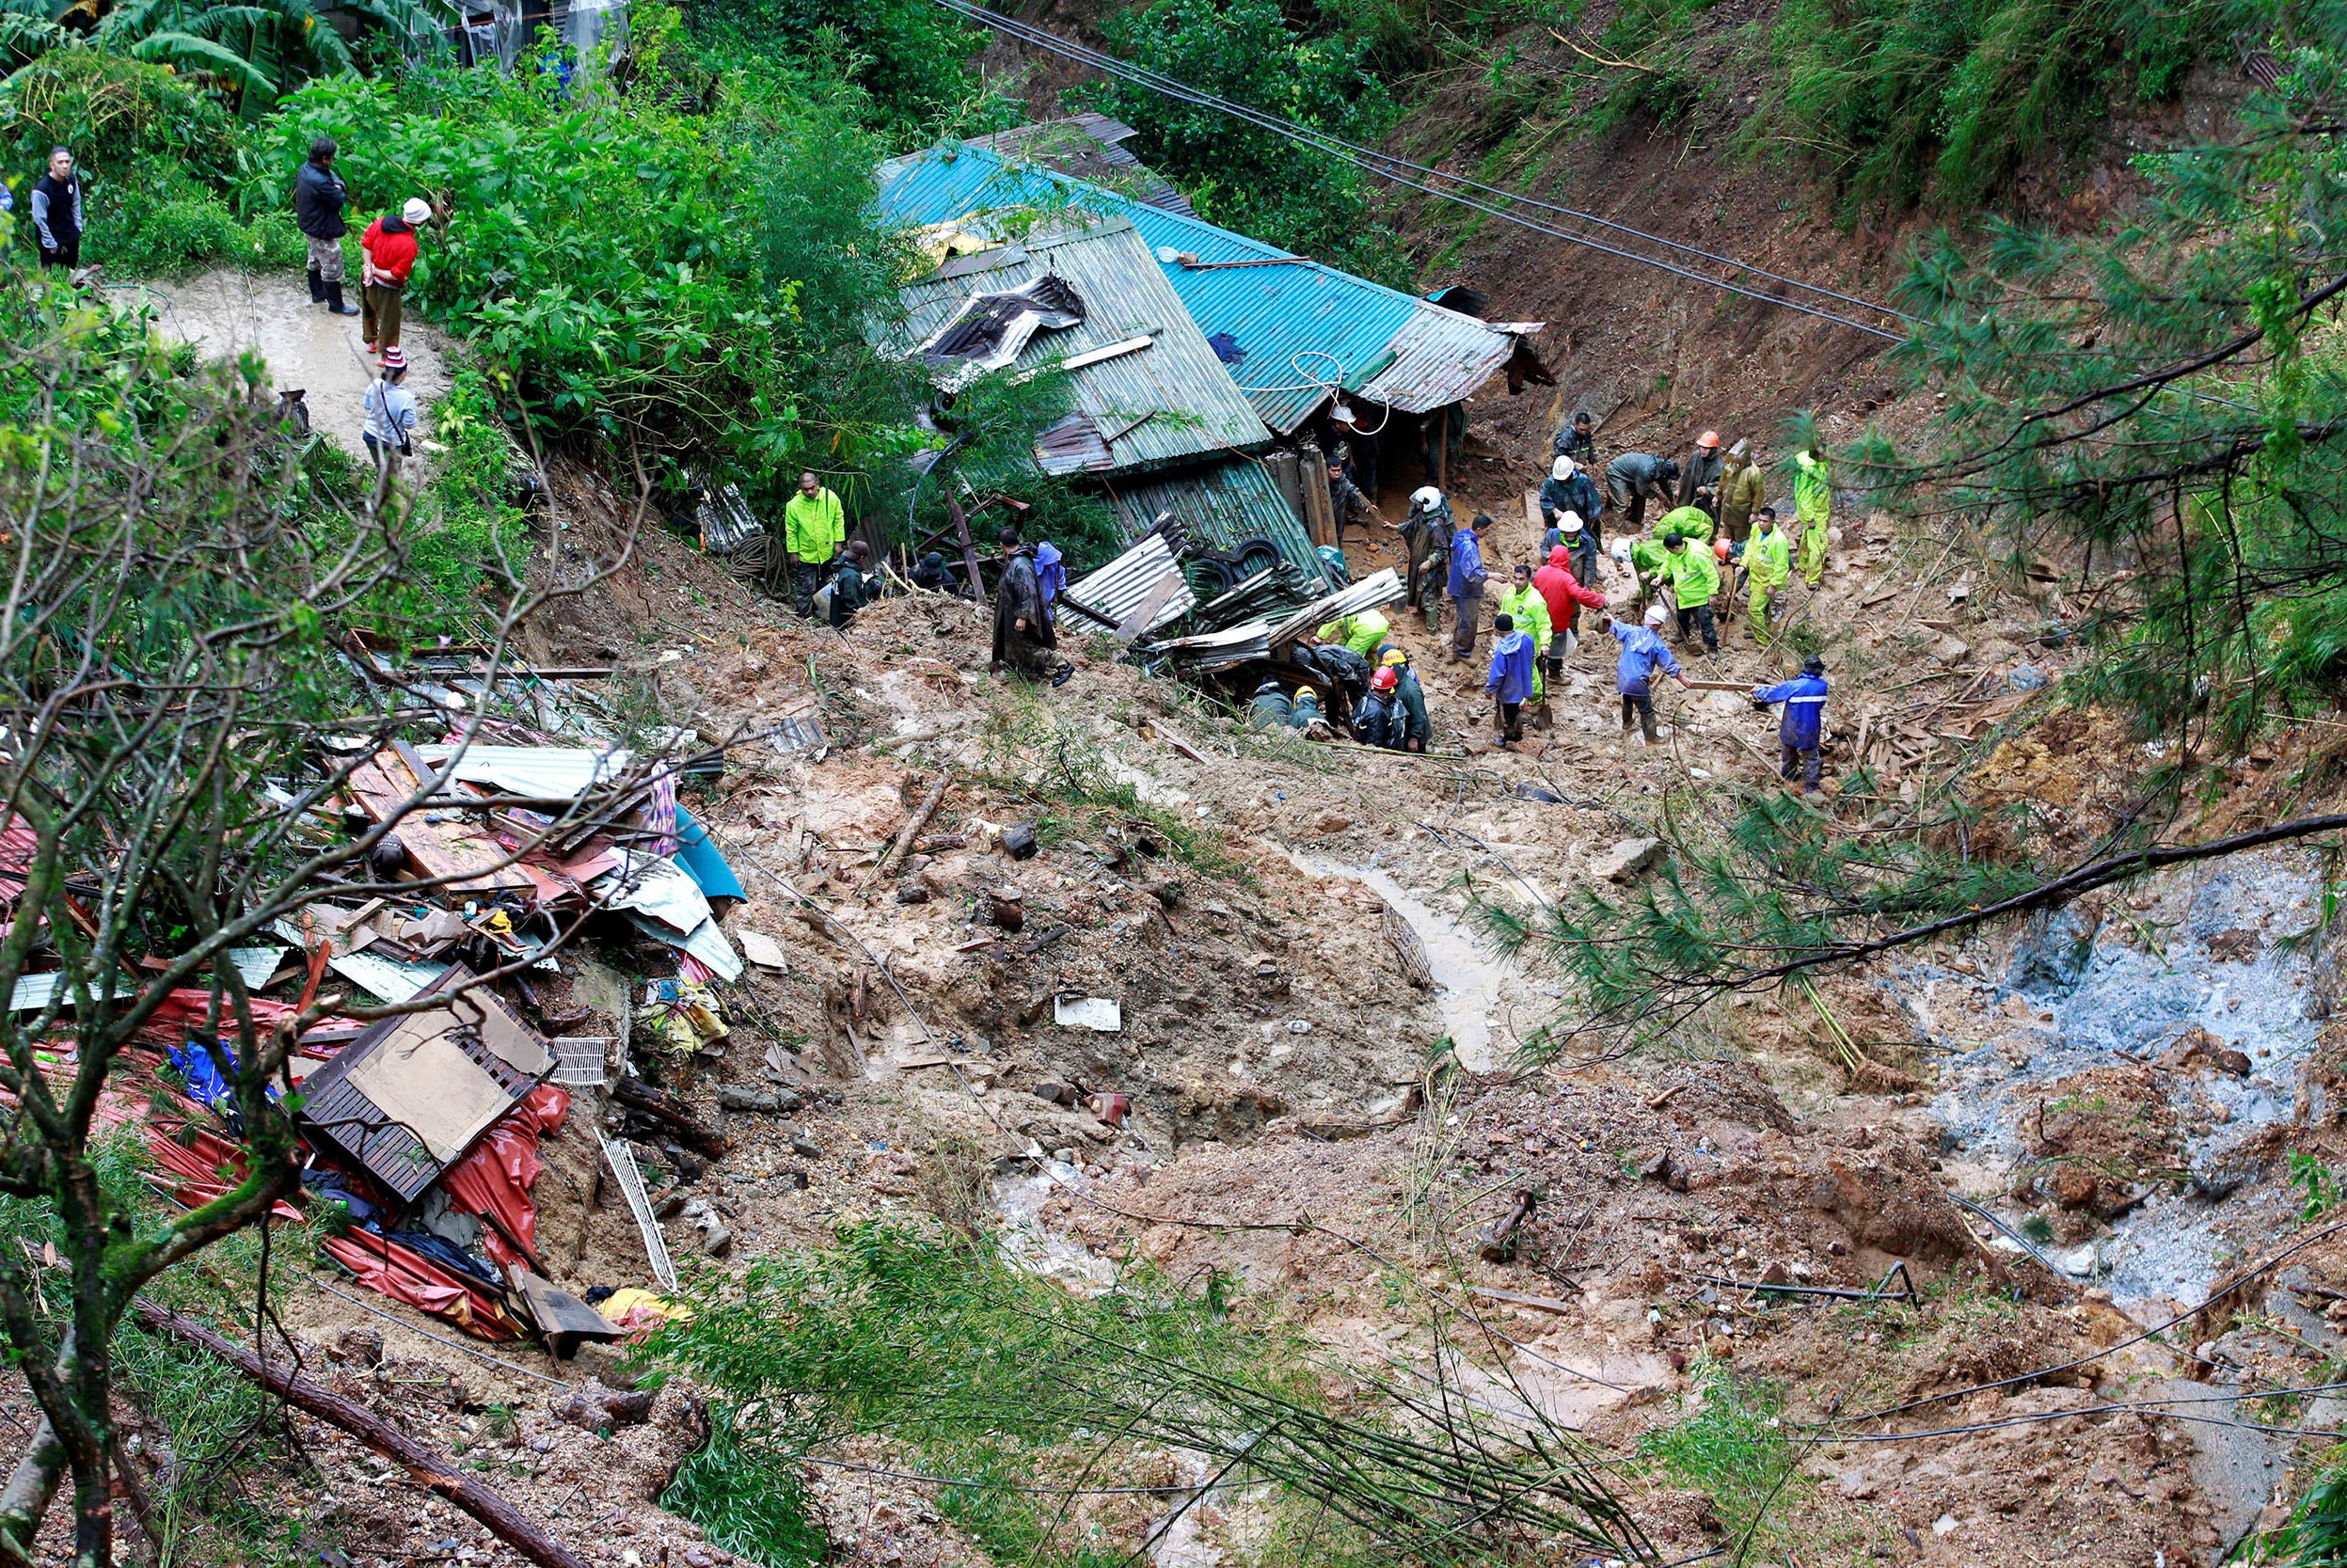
675 0 1010 143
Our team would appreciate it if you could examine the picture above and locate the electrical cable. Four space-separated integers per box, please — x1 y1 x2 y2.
932 0 1911 339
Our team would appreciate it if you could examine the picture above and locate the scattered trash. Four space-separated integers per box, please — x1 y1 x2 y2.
2008 664 2048 692
1084 1091 1129 1128
1034 1080 1081 1106
1512 783 1563 803
736 929 788 970
1054 994 1123 1033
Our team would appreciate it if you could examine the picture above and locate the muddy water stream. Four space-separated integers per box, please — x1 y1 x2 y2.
1283 850 1515 1072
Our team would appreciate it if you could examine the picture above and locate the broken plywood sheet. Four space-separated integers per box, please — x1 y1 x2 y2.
343 749 533 894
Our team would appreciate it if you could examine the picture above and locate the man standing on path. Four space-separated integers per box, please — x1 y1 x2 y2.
1448 513 1490 661
1485 612 1535 750
1534 543 1605 688
295 137 359 316
359 346 418 476
992 526 1063 683
1610 605 1691 746
1794 443 1832 588
1661 531 1721 654
30 148 82 272
1745 508 1791 645
1754 655 1831 795
1605 451 1678 537
360 198 430 356
783 470 846 619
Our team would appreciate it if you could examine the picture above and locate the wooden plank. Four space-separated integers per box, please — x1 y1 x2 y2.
344 751 532 894
1297 439 1337 549
1382 906 1434 990
1115 569 1190 642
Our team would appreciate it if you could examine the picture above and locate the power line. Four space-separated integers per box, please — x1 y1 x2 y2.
933 0 1910 341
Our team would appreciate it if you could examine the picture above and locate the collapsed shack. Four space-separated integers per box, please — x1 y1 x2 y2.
5 646 773 1361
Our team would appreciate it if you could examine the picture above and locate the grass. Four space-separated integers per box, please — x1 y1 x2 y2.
1636 1358 1800 1548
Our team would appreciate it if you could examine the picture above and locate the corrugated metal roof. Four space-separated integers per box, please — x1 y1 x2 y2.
890 216 1272 478
1064 533 1194 632
875 143 1540 435
967 115 1197 217
1106 458 1318 573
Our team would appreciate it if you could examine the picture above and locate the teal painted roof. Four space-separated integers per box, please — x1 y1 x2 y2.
877 141 1537 435
891 215 1271 478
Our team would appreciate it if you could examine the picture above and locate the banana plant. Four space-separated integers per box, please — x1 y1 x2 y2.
3 0 459 102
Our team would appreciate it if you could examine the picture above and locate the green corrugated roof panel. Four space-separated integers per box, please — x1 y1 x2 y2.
891 215 1272 479
1106 458 1319 577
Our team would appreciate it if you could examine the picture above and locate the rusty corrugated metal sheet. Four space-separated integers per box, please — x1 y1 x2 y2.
890 215 1271 478
875 143 1541 436
1034 413 1114 476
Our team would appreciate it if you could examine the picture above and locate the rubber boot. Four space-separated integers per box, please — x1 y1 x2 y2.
308 267 325 306
325 278 360 316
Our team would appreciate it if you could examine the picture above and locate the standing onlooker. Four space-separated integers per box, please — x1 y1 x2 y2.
1609 605 1692 746
360 197 431 356
295 137 360 316
1447 513 1490 661
783 470 846 619
359 347 419 475
1034 540 1066 630
30 147 82 272
991 526 1065 683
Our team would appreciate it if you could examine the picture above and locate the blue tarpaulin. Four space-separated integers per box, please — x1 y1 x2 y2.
672 806 745 902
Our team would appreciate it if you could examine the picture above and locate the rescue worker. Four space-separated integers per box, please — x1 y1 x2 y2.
784 470 847 620
1398 485 1454 632
1539 455 1605 544
1329 403 1378 497
1248 680 1294 731
1624 531 1673 620
1326 458 1372 542
1605 451 1678 536
1745 507 1791 646
1316 608 1392 661
1653 501 1715 546
1382 648 1432 752
1678 430 1724 511
1754 655 1830 795
912 551 958 593
1716 438 1765 546
991 525 1064 683
1034 541 1066 630
1289 687 1329 736
1545 510 1599 590
1609 604 1692 746
1552 407 1598 469
1661 531 1721 654
1356 666 1403 749
1534 543 1606 687
1448 513 1490 661
829 540 873 629
1794 443 1832 588
1496 563 1554 723
1485 612 1536 749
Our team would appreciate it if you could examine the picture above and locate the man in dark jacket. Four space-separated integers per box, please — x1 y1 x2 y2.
1355 667 1403 749
1605 451 1678 536
1381 649 1432 752
991 527 1063 683
1677 430 1724 511
1326 458 1372 542
30 147 81 272
912 550 957 593
829 540 873 629
294 137 359 315
1538 455 1605 545
1552 407 1598 469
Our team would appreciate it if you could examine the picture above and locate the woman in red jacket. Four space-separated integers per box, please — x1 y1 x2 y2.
360 197 431 356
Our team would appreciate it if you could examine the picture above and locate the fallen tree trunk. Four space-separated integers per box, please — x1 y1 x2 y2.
131 1302 591 1568
879 776 950 880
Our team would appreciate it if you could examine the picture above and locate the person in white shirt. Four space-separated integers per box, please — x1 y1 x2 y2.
360 346 419 473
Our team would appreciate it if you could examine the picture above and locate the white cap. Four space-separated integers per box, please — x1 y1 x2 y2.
1642 603 1667 626
402 197 432 225
1409 485 1442 511
1559 511 1582 534
1552 455 1576 481
1332 402 1356 424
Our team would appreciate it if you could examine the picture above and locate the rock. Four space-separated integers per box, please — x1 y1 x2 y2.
777 1167 810 1190
552 1380 658 1432
788 1136 822 1160
2007 663 2047 692
1003 821 1039 860
895 883 932 905
1034 1080 1080 1107
1931 634 1971 666
736 930 787 971
716 1085 783 1114
1594 838 1666 883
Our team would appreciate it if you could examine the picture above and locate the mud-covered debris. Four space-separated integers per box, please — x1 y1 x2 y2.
736 929 787 970
1003 820 1039 860
1035 1080 1080 1107
552 1379 658 1432
328 1325 384 1368
1477 1189 1536 1262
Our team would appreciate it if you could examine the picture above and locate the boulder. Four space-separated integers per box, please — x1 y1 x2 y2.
1594 838 1666 883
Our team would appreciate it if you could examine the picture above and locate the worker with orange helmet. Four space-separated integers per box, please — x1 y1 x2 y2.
1679 429 1726 515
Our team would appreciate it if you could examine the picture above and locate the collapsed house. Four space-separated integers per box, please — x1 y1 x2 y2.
878 123 1553 503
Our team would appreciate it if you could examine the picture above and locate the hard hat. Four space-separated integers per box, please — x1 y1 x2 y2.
1697 430 1721 449
1610 537 1633 563
1642 603 1668 626
1380 648 1408 667
1802 655 1826 676
1552 455 1576 481
1559 511 1582 534
1371 667 1399 692
1409 485 1442 512
1294 687 1317 704
1714 536 1731 562
1332 402 1356 424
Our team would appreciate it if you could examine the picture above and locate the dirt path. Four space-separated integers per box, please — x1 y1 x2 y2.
120 268 454 462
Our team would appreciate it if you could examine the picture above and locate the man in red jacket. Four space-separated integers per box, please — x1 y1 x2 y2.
1532 542 1606 690
360 197 431 356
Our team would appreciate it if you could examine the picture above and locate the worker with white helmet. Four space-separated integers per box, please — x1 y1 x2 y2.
1398 484 1454 633
1539 454 1605 545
